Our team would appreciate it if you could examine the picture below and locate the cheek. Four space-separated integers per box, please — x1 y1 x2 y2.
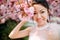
42 13 48 20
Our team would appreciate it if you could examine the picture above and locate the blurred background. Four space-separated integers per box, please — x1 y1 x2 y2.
0 0 60 40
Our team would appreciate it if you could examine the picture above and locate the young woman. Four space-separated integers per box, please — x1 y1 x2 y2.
9 0 60 40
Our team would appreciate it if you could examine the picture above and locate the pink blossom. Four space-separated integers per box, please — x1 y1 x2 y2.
0 18 6 24
20 0 28 8
20 3 28 8
10 0 17 2
14 4 20 12
24 7 34 17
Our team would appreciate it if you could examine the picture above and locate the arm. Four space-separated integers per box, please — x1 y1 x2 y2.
9 20 32 39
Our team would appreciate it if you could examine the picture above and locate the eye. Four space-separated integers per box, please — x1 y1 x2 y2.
34 13 37 15
40 11 45 14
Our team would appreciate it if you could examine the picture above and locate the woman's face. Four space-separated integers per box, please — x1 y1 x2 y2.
33 4 49 26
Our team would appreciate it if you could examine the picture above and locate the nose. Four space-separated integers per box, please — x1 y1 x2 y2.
37 13 42 18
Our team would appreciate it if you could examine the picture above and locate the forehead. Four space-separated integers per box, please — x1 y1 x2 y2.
33 4 47 11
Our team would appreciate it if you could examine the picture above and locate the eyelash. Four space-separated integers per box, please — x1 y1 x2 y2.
40 11 45 14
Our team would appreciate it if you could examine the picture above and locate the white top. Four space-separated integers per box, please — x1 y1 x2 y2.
29 23 60 40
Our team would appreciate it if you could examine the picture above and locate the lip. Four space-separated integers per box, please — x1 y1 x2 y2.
37 18 43 21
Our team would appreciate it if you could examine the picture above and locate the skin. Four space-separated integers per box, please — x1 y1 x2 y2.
33 4 48 27
9 4 49 39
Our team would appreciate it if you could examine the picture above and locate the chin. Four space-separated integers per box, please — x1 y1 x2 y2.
37 21 46 26
38 23 45 26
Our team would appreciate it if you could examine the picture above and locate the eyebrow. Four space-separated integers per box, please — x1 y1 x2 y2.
39 9 46 11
